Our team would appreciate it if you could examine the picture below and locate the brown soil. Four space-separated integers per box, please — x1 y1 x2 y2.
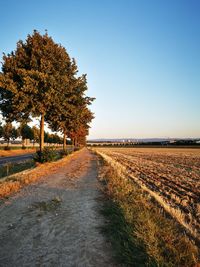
0 148 115 267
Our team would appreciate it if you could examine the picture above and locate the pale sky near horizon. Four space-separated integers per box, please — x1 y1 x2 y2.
0 0 200 139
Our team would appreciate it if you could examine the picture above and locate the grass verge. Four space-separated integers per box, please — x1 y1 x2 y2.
0 160 35 179
97 155 199 267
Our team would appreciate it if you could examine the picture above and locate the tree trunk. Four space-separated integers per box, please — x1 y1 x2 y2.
71 138 74 151
40 113 45 152
75 137 77 148
63 131 66 151
22 138 25 147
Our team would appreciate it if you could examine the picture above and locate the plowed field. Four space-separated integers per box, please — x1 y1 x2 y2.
96 147 200 241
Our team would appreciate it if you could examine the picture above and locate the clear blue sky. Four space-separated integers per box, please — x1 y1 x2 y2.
1 0 200 139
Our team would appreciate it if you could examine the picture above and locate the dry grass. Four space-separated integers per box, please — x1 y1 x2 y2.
0 148 36 157
0 149 82 199
96 147 200 242
96 150 200 266
0 160 35 179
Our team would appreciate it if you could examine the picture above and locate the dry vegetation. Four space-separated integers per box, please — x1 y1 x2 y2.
0 148 36 157
96 147 200 241
95 147 200 266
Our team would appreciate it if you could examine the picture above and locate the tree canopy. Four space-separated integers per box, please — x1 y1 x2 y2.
0 30 94 153
19 123 34 146
2 122 18 146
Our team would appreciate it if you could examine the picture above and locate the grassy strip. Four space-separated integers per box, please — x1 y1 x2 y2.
0 160 35 179
100 197 152 266
97 156 199 267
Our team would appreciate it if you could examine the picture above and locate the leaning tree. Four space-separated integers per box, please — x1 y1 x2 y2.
0 30 72 152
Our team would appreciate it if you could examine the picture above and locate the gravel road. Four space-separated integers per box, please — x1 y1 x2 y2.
0 148 115 267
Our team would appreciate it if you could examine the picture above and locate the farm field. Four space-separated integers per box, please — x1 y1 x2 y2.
95 147 200 242
0 148 36 157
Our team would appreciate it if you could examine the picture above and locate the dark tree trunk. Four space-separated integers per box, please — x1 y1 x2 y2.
22 138 25 147
73 137 77 149
71 138 75 151
63 131 66 151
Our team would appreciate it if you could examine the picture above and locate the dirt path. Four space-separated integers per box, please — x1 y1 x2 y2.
0 148 115 267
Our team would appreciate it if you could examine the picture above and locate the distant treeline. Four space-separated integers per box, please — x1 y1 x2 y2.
88 140 200 147
0 122 72 147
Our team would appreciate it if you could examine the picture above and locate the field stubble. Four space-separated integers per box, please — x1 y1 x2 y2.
95 147 200 243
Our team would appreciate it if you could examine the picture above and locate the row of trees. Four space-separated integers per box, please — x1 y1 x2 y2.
0 122 64 147
0 30 94 152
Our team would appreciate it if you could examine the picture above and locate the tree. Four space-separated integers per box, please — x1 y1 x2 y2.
0 30 72 152
19 123 34 146
46 73 94 150
11 127 18 141
0 122 3 138
68 107 94 147
2 122 17 146
44 131 50 144
32 126 40 146
44 132 62 146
